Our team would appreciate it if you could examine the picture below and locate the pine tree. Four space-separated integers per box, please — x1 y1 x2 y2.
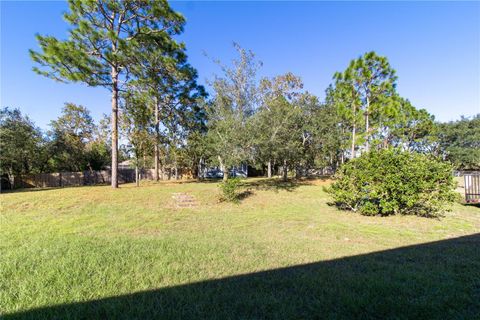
335 52 397 152
30 0 184 188
129 41 205 181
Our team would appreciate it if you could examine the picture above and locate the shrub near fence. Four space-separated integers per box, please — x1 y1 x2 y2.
1 167 194 190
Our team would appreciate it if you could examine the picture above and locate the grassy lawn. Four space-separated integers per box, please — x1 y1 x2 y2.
1 178 479 319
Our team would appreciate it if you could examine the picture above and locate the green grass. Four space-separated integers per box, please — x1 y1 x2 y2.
1 178 479 319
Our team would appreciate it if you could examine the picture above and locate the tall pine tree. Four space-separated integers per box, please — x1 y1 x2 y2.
30 0 184 188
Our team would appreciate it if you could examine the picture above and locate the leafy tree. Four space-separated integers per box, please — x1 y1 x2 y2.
50 103 94 140
85 114 111 171
206 44 261 180
334 52 397 152
97 113 111 144
438 115 480 170
48 103 95 171
30 0 185 188
164 111 183 180
84 139 110 171
272 98 306 181
0 108 45 189
374 95 437 153
304 94 345 170
162 76 205 180
120 91 154 186
252 73 303 178
47 103 109 172
183 129 210 179
178 95 209 179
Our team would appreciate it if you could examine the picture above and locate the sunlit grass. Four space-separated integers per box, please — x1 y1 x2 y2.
1 178 479 318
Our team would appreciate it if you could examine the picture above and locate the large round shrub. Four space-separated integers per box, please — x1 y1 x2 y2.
326 148 457 217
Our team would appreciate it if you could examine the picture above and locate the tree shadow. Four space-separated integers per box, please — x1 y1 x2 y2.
0 182 153 194
243 178 312 192
5 234 479 319
0 179 217 193
0 184 108 194
1 186 64 194
237 189 254 201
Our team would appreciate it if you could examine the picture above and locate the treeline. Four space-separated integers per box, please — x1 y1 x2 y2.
190 46 479 181
0 105 111 184
2 46 479 186
2 1 478 188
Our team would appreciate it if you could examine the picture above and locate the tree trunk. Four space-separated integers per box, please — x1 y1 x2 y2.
218 155 228 181
154 97 160 181
111 66 119 188
365 96 370 153
154 145 159 181
8 172 14 190
351 101 357 159
267 160 272 178
192 166 198 180
351 122 356 159
282 159 288 182
341 125 345 164
295 165 301 179
174 164 178 180
135 165 139 187
197 158 202 180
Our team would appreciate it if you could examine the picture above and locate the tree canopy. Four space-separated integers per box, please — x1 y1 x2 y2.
438 115 480 170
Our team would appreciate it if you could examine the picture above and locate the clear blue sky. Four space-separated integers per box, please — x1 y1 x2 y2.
1 1 479 129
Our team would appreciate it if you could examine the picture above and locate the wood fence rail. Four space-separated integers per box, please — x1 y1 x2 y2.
1 168 192 190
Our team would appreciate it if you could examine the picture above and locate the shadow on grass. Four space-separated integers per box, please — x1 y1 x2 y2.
0 179 215 194
6 234 480 319
242 178 313 192
2 177 331 194
0 181 164 194
0 184 110 194
237 189 254 201
0 186 65 194
463 202 480 209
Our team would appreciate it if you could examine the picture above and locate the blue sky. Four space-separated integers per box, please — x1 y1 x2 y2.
1 1 479 129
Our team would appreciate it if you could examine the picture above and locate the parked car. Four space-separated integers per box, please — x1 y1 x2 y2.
205 169 223 179
230 168 247 178
204 168 247 179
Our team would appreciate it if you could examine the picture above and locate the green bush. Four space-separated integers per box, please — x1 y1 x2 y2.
325 148 457 217
219 177 242 203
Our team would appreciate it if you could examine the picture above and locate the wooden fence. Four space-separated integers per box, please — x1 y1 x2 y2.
1 167 193 190
464 173 480 203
